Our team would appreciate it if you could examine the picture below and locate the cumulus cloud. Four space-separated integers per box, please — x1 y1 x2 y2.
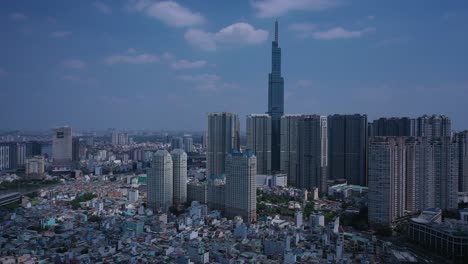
251 0 338 18
51 30 72 38
128 0 204 27
93 2 112 14
290 23 375 40
9 13 27 21
184 22 268 51
105 53 159 64
63 59 87 69
171 59 207 70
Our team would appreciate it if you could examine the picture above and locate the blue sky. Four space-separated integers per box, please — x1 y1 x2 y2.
1 0 468 131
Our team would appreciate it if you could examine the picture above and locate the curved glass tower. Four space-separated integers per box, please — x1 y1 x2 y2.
267 20 284 172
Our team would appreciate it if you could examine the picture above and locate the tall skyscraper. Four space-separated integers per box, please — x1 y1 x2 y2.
52 126 72 164
147 150 173 212
267 20 284 173
225 150 257 223
171 149 188 206
207 112 240 178
26 141 41 158
247 114 272 174
368 137 407 226
296 115 328 193
455 131 468 192
328 114 368 186
280 115 302 186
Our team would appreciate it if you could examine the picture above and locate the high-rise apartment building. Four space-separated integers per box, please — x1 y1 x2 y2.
25 156 45 179
207 112 240 178
280 115 302 186
455 131 468 192
328 114 368 186
147 150 173 212
368 137 407 226
0 143 18 170
26 141 42 158
296 115 328 193
52 126 72 164
111 132 129 146
369 136 459 226
370 117 414 137
16 143 26 166
171 149 187 206
416 115 451 138
247 114 272 174
225 150 257 223
267 21 284 173
72 137 80 162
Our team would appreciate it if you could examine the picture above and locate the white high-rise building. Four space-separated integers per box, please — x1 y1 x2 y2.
296 115 328 193
147 150 173 212
247 114 272 174
171 149 187 206
280 115 302 186
52 126 72 164
368 137 407 226
207 112 240 178
225 150 257 223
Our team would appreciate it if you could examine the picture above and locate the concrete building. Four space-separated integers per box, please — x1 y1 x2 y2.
225 150 257 222
111 132 128 146
147 150 173 212
370 117 414 137
72 137 80 162
0 143 18 171
455 131 468 192
171 149 187 206
247 114 272 174
17 143 26 167
25 156 45 179
368 137 407 226
183 137 194 153
207 112 240 179
52 126 72 164
328 114 368 186
296 115 328 193
280 115 302 187
187 181 208 205
416 115 451 139
207 179 226 212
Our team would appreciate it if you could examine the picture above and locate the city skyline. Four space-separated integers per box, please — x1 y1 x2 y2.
2 0 468 131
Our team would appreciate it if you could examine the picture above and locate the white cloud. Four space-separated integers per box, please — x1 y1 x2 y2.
289 23 317 38
93 2 112 14
9 13 27 21
251 0 338 18
171 59 207 70
63 59 87 69
128 0 204 27
105 53 159 64
312 27 375 40
51 30 72 38
185 22 268 51
290 23 375 40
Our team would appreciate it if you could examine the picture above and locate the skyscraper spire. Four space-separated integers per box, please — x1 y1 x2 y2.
268 20 284 172
275 20 278 42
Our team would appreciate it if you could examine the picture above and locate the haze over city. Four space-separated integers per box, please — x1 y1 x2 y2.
1 0 468 131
